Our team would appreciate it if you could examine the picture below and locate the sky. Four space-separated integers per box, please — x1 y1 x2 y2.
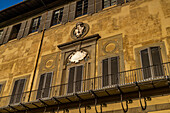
0 0 23 11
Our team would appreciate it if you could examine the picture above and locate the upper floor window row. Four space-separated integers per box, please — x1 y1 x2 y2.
0 0 131 45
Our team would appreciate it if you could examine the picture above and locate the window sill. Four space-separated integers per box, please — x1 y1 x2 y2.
28 31 38 36
103 4 117 11
75 14 88 20
8 38 17 43
51 23 62 29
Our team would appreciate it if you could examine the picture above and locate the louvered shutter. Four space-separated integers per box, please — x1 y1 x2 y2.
3 26 13 44
62 4 69 24
43 72 52 98
36 74 45 99
68 67 75 93
96 0 103 12
141 49 151 79
15 79 26 103
45 10 53 30
23 18 32 37
88 0 95 14
10 80 19 104
75 65 83 92
38 13 46 32
69 1 76 21
117 0 124 5
111 57 119 85
0 27 8 45
102 59 109 87
17 21 27 39
150 47 163 77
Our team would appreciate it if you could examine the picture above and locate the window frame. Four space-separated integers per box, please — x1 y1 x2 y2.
102 56 119 87
76 0 88 18
103 0 117 9
36 72 53 100
140 46 163 79
29 16 42 33
51 8 63 26
0 30 3 40
67 65 84 94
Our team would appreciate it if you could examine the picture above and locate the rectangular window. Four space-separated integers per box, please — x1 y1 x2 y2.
102 57 119 87
103 0 117 8
0 30 3 40
10 79 26 104
51 8 63 26
9 23 21 41
30 16 42 33
36 72 53 99
76 0 88 17
140 47 163 79
68 65 83 93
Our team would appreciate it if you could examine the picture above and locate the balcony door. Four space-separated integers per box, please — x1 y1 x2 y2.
102 57 119 87
67 65 83 94
140 47 164 79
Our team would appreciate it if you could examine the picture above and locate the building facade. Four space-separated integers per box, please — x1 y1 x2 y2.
0 0 170 113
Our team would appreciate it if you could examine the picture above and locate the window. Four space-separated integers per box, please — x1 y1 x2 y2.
140 47 163 79
30 16 41 33
0 30 3 40
0 84 2 94
102 57 119 87
68 65 83 93
9 23 21 41
103 0 117 8
51 8 63 26
76 0 88 17
36 72 53 99
10 79 26 104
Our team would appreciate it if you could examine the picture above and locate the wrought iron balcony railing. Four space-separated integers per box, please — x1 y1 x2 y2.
0 62 169 112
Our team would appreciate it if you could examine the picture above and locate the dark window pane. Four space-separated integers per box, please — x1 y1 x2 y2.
15 79 26 103
10 24 21 41
10 80 19 104
111 57 119 85
141 49 152 79
76 0 88 17
102 59 109 87
111 0 117 6
150 47 163 77
68 67 75 93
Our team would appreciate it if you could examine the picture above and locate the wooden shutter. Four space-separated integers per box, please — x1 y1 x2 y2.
75 65 83 92
45 10 53 30
62 4 69 24
36 74 45 99
23 18 32 37
96 0 103 12
150 47 163 77
38 13 46 32
88 0 95 15
3 25 13 44
69 1 76 21
111 57 119 85
141 49 151 79
0 27 8 45
15 79 26 103
43 72 52 98
117 0 124 5
102 59 109 87
10 80 19 104
17 21 27 39
68 67 75 93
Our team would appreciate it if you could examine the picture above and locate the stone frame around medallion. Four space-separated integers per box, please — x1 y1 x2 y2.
71 22 90 40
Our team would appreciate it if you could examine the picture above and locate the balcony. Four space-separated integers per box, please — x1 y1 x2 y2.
0 62 170 113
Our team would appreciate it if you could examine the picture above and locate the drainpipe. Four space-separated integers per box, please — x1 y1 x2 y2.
28 0 48 102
